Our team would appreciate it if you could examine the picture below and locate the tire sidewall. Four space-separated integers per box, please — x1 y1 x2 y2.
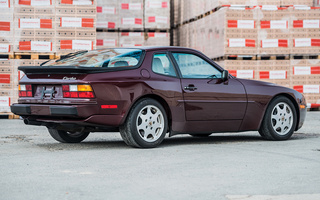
128 99 168 148
48 128 89 143
265 96 297 140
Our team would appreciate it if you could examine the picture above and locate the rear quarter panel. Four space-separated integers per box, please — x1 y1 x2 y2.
84 51 184 126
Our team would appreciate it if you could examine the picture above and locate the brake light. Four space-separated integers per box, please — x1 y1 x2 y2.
62 84 95 98
19 84 33 97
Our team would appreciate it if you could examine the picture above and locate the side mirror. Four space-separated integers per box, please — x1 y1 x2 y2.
221 70 229 82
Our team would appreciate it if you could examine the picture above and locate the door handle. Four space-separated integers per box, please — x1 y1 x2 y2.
184 85 197 91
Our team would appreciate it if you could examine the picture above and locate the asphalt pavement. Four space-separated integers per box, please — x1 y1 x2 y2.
0 112 319 200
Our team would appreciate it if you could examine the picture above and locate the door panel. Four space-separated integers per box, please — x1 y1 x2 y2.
181 78 247 121
171 52 247 123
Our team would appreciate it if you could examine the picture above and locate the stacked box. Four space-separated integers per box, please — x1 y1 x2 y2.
173 0 181 26
256 7 291 55
223 60 258 80
291 7 320 54
180 0 202 23
0 59 18 89
119 0 143 30
0 0 14 54
145 32 170 46
145 0 170 29
281 0 314 6
177 23 189 47
219 0 281 6
0 59 17 112
96 32 119 48
96 0 119 30
56 0 95 7
173 28 180 46
291 59 320 104
55 0 96 54
210 7 258 58
257 60 290 87
217 60 291 86
176 0 283 26
187 17 208 53
119 32 144 47
13 0 55 53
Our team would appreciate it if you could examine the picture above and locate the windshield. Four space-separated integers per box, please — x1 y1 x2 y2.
43 49 144 68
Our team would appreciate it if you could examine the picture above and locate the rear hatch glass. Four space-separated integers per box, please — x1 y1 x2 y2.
42 48 144 68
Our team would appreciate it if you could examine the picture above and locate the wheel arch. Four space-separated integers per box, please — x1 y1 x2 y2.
122 94 172 132
260 93 300 131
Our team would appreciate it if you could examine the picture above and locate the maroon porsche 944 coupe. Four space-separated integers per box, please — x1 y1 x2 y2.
11 47 307 148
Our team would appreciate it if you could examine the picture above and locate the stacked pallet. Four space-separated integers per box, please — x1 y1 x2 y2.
0 0 97 115
96 0 170 50
55 0 96 55
0 0 14 59
14 0 55 56
173 0 320 107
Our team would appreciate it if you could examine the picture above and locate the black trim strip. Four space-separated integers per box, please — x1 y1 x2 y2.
50 106 78 116
11 104 31 115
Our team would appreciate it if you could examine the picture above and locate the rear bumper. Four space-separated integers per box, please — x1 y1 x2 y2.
11 104 78 116
10 104 124 127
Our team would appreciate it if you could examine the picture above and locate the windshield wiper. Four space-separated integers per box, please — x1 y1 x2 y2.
207 74 218 79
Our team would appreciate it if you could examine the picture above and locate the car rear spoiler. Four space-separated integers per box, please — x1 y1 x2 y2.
18 66 131 75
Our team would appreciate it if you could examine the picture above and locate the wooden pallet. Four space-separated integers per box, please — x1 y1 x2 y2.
0 113 20 119
0 53 14 59
14 53 56 60
213 55 256 61
257 55 290 60
290 55 320 60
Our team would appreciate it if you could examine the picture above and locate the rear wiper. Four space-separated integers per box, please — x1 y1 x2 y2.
55 50 88 62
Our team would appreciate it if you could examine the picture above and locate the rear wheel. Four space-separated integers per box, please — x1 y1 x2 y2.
259 96 297 140
120 98 168 148
48 128 90 143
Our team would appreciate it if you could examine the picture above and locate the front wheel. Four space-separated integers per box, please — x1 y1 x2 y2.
120 98 168 148
48 128 90 143
259 96 297 140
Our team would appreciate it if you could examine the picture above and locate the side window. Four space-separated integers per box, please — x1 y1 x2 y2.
152 54 177 77
172 53 221 79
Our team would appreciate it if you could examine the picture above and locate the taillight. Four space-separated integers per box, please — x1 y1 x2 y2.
62 84 95 98
19 84 33 97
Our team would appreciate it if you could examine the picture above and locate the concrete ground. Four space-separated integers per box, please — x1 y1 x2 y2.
0 112 319 200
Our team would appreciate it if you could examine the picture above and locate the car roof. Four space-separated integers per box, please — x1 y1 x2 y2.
97 46 199 52
138 46 195 51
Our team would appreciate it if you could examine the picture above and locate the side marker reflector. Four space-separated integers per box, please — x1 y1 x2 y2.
101 105 118 109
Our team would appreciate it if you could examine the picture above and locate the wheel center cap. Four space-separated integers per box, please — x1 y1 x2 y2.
149 121 153 126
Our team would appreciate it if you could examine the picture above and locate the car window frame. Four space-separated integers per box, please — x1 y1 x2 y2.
168 51 223 79
151 51 179 78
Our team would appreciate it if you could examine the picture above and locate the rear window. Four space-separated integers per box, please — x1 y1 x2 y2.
43 49 144 68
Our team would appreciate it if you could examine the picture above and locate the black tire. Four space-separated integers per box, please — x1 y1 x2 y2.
119 98 168 148
259 96 297 141
189 134 211 137
48 128 90 143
